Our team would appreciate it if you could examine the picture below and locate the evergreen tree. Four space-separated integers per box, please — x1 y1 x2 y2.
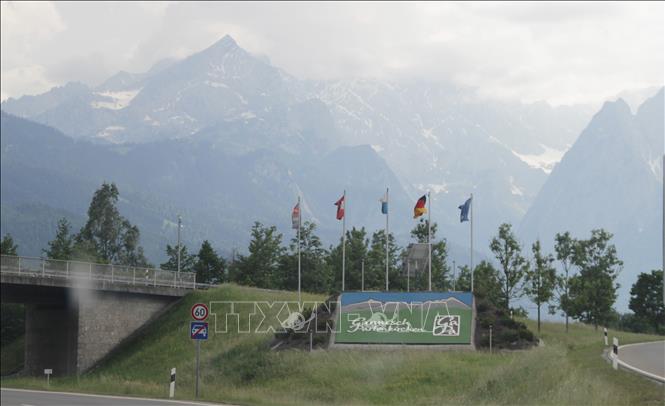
161 244 196 273
629 269 664 333
568 229 622 330
553 232 576 332
43 218 74 260
525 240 557 333
76 182 149 265
0 234 18 255
328 227 368 291
230 222 283 288
366 229 401 291
408 219 450 291
489 223 528 309
194 240 225 284
275 221 331 293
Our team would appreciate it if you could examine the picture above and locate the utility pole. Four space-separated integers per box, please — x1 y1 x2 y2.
177 215 182 282
453 260 456 291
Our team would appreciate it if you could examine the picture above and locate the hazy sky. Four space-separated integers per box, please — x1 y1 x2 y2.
1 1 663 104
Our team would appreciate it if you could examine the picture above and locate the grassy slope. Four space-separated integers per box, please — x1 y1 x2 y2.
1 284 663 405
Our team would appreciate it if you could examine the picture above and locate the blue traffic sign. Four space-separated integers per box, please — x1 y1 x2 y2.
190 321 208 340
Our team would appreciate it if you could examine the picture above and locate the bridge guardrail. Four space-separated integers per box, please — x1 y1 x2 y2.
0 255 198 289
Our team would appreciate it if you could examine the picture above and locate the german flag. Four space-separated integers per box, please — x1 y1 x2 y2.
413 194 427 218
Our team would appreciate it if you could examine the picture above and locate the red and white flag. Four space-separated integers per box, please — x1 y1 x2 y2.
334 195 345 220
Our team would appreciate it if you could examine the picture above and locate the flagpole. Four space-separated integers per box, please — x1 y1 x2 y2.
428 191 432 291
342 190 346 291
470 193 474 293
297 196 302 305
385 187 389 291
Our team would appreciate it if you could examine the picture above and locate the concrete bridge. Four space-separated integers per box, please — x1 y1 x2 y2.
1 255 198 376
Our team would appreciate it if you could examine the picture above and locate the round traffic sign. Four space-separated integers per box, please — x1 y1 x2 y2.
191 303 209 321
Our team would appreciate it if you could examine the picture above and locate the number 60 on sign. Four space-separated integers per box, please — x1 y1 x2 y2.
191 303 209 321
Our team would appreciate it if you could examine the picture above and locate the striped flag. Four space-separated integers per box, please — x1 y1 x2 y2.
292 201 300 229
380 191 388 214
413 194 427 218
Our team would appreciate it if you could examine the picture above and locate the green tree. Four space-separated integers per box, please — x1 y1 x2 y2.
458 261 503 307
161 244 196 273
76 182 149 265
553 232 576 333
328 227 368 291
629 269 664 333
525 240 557 333
230 222 283 288
489 223 528 309
366 229 401 291
409 219 450 291
43 218 74 260
0 234 18 255
568 229 622 330
194 240 225 284
275 221 331 293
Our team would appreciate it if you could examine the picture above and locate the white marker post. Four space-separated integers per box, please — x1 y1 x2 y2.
44 369 52 387
169 367 176 398
612 337 619 370
603 327 608 346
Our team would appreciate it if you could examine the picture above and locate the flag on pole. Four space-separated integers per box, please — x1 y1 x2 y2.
458 197 472 222
335 195 345 220
292 201 300 229
380 192 388 214
413 194 427 218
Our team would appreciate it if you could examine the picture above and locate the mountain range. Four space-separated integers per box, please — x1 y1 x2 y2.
1 35 662 310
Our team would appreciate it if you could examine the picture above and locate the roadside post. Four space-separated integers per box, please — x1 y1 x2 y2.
169 367 176 398
489 325 493 354
603 327 608 346
191 303 209 398
44 369 52 387
612 337 619 370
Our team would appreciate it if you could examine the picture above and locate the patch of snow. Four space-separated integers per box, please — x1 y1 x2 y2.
241 111 256 119
143 115 160 127
416 183 448 194
509 176 524 196
648 157 662 179
422 128 436 140
96 126 125 142
204 80 229 89
512 144 567 174
91 89 141 110
370 144 384 153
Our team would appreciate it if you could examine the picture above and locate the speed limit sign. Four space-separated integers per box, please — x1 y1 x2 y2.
191 303 209 321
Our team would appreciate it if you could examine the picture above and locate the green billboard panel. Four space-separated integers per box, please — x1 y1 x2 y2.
336 292 473 345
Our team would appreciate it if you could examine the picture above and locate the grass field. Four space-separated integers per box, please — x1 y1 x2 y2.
1 284 664 405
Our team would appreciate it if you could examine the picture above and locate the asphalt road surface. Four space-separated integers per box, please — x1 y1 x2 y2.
617 341 665 379
1 388 225 406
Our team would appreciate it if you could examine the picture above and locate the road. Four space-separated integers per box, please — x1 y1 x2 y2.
617 340 665 381
1 388 225 406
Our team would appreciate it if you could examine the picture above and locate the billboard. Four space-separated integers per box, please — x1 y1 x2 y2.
335 292 473 345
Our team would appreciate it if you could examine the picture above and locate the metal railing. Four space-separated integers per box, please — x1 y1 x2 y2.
0 255 197 289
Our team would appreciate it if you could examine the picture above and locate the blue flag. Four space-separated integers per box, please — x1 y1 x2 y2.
458 197 471 222
380 192 388 214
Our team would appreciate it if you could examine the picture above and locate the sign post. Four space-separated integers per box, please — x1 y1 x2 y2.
190 303 209 399
44 369 52 387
